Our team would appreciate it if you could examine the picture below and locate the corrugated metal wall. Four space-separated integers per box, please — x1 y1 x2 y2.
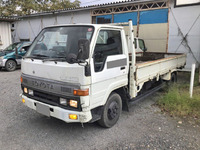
13 10 91 42
168 2 200 70
96 9 169 52
11 1 200 70
0 22 12 50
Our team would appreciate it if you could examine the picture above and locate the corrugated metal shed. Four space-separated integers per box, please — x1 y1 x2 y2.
168 1 200 70
17 0 161 18
0 17 16 50
11 0 200 69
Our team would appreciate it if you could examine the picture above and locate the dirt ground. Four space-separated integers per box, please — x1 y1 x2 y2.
0 70 200 150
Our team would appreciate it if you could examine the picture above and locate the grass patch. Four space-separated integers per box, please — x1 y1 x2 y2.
158 72 200 119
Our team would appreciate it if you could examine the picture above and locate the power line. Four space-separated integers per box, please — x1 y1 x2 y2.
81 0 101 4
80 0 125 5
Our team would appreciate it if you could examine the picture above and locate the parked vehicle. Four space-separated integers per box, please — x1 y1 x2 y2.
20 20 186 128
0 42 32 71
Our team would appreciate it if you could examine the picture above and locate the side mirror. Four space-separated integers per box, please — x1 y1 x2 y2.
15 47 18 59
77 39 90 60
15 47 18 55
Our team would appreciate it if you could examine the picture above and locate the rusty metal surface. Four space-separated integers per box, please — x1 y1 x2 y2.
92 0 168 16
136 53 186 68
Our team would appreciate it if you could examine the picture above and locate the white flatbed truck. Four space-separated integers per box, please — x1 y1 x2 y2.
20 20 186 128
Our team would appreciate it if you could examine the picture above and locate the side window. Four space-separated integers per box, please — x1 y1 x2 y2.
93 30 122 72
22 45 31 52
138 39 145 51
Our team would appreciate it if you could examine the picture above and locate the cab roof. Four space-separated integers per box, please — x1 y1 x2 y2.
45 23 124 30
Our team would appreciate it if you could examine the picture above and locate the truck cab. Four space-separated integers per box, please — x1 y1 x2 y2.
0 42 32 71
20 24 129 127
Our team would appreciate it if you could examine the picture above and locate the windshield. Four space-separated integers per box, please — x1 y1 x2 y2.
4 43 21 51
26 26 94 60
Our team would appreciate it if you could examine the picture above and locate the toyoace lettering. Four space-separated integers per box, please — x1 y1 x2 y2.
31 80 54 90
20 21 186 128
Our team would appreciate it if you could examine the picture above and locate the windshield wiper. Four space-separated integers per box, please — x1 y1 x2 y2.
24 56 37 58
24 54 49 61
24 54 48 58
33 54 49 58
42 57 67 63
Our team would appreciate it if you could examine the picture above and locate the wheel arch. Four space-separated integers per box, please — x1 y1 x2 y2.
6 58 17 65
112 87 129 111
90 86 129 123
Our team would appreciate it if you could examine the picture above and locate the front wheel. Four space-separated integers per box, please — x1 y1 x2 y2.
98 93 122 128
5 60 17 71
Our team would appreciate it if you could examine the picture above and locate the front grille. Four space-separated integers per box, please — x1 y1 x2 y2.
33 90 59 105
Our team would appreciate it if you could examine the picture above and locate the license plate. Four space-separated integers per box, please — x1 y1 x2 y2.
36 103 50 117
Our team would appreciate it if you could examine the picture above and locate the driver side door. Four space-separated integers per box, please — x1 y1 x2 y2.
90 29 128 108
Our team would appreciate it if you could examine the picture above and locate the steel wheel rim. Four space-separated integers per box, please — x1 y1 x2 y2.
7 61 15 70
107 101 119 120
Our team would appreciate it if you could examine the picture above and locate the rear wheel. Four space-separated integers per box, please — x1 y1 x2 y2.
166 72 177 86
171 72 177 83
5 60 17 71
98 93 122 128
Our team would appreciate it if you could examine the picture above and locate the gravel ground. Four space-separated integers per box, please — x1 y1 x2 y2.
0 69 200 150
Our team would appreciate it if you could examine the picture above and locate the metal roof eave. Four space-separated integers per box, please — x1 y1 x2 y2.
0 16 20 22
18 0 167 19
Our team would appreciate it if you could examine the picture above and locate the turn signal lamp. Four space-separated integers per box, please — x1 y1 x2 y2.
73 89 89 96
20 76 23 83
22 98 25 103
69 100 78 108
69 114 78 120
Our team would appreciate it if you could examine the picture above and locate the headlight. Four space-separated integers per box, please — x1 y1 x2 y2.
23 87 34 96
24 87 28 93
60 98 67 106
69 100 78 108
28 89 34 95
0 56 4 61
59 98 78 108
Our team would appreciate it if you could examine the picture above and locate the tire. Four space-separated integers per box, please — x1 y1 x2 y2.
5 60 17 71
166 72 177 86
171 72 177 83
98 93 122 128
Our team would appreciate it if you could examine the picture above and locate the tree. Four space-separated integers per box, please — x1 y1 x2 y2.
0 0 17 16
0 0 81 16
0 0 3 16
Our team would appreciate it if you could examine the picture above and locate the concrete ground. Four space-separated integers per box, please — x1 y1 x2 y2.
0 69 200 150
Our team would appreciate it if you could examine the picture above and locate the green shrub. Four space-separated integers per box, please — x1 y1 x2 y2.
158 84 200 118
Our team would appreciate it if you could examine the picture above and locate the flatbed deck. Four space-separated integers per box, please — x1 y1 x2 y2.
129 52 186 85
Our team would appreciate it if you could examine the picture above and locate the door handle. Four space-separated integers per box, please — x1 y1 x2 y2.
120 66 125 70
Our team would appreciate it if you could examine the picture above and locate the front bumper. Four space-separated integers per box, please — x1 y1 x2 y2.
20 94 92 123
0 59 7 67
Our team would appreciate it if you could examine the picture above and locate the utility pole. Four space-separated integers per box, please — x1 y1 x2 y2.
199 65 200 85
